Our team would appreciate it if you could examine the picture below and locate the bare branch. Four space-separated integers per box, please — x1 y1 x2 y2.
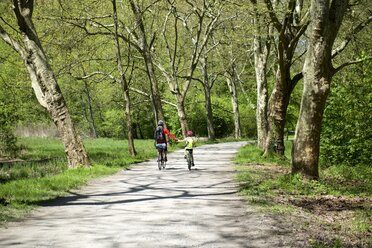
129 86 177 107
73 69 177 108
291 47 307 66
332 15 372 58
0 24 27 59
0 17 19 34
288 14 309 52
264 0 282 31
333 56 372 75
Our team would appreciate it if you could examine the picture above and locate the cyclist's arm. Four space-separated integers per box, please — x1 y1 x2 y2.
164 128 178 141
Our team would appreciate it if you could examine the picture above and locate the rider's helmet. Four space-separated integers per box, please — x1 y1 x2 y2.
158 120 164 126
186 130 193 137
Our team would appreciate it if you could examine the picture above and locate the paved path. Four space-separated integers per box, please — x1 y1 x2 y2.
0 142 292 248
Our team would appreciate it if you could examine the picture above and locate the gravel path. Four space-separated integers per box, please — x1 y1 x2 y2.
0 142 294 248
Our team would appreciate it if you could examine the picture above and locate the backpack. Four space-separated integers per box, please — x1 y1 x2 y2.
154 126 165 142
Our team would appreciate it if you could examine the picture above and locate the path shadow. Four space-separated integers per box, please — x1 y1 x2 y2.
37 167 238 208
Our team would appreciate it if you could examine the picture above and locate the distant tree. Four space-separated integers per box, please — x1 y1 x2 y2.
215 3 254 139
127 0 165 125
250 0 271 148
199 49 217 140
225 62 242 139
0 95 19 158
112 0 136 155
156 0 222 137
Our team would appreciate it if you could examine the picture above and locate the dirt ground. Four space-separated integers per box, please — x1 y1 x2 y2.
247 164 372 248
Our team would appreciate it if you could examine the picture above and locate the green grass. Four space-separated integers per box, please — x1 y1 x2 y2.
18 137 66 159
234 141 292 166
18 137 162 165
0 164 118 204
0 159 67 182
235 143 371 198
234 143 372 248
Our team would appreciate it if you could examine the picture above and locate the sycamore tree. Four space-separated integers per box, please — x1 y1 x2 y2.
216 5 253 139
0 0 90 167
155 0 222 137
112 0 136 155
249 0 272 149
263 0 309 156
292 0 371 179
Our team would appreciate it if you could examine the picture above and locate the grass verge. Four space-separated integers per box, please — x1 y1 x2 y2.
235 143 372 248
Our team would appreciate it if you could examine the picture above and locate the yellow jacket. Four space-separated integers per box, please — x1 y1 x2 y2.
185 137 195 149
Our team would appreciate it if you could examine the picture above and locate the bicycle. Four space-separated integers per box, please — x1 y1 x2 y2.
185 149 194 170
157 147 166 170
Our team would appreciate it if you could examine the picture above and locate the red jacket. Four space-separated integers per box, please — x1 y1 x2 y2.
157 127 177 144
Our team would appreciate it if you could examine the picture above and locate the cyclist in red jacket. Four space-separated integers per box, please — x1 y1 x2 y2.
154 120 178 161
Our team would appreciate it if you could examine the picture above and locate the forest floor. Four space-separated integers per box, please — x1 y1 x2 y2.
0 141 308 248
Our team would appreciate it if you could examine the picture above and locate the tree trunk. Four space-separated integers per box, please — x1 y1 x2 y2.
129 0 165 125
203 84 215 140
201 56 215 140
175 93 188 137
292 0 348 179
9 0 90 168
84 81 98 138
226 73 241 139
292 74 329 179
112 0 136 156
143 49 165 125
156 63 189 137
253 35 270 148
269 67 292 155
251 0 271 149
263 0 309 156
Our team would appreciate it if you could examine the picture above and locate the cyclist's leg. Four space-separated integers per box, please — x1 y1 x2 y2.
164 145 168 161
157 149 161 161
186 149 192 170
187 149 194 166
190 149 195 166
161 149 166 168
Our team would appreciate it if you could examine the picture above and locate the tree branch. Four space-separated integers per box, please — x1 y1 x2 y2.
333 56 372 75
264 0 282 32
73 70 177 107
332 15 372 58
288 11 309 52
0 24 27 59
